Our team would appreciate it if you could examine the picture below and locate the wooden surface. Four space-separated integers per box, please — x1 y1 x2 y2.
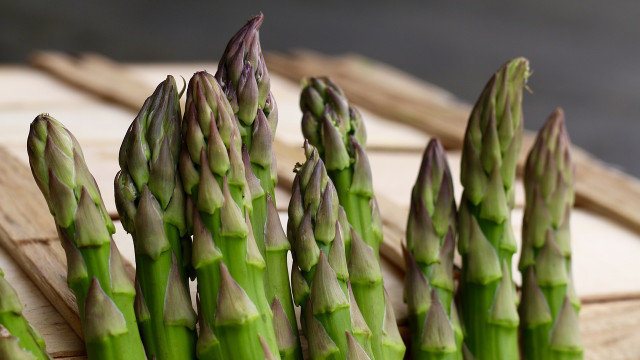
1 55 639 358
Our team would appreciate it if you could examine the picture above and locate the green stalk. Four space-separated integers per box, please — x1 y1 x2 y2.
458 58 530 359
215 16 299 355
180 71 278 358
115 76 197 359
300 78 404 359
28 114 145 359
288 142 373 359
405 138 461 360
0 268 51 359
519 109 582 359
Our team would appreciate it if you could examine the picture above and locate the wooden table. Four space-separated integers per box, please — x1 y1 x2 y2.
1 54 639 359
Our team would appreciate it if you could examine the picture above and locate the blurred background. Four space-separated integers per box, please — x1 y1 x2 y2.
3 0 639 175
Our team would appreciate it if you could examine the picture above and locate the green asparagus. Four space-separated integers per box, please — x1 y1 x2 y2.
0 268 51 359
180 71 278 358
215 16 299 352
27 114 146 359
288 141 374 359
300 77 404 360
115 76 197 359
405 138 462 359
519 109 582 359
458 58 529 359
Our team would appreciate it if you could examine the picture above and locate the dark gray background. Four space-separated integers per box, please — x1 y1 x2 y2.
3 1 639 175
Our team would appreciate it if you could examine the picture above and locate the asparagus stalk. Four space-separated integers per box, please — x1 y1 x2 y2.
299 77 380 257
0 268 51 359
405 138 462 359
519 109 582 359
215 16 298 349
27 114 146 359
288 141 373 359
300 78 404 359
115 76 197 359
180 71 278 358
457 58 530 359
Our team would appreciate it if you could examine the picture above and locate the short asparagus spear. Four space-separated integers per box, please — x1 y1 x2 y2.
0 268 51 359
288 141 373 358
519 109 582 359
300 78 405 359
27 114 146 359
180 71 278 358
215 16 298 350
458 58 530 359
115 76 197 359
405 138 462 359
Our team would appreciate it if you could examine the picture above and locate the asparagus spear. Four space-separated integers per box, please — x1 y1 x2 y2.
288 141 373 359
404 138 461 360
457 58 530 359
115 76 197 359
300 78 404 359
215 16 299 350
0 268 51 359
519 109 582 359
180 71 278 358
299 77 380 257
27 114 146 359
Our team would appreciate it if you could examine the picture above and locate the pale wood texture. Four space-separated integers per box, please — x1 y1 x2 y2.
1 55 639 358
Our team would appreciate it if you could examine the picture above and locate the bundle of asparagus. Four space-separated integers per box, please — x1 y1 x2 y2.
458 58 529 359
299 77 405 360
13 13 589 360
404 138 462 359
0 268 50 359
28 115 146 359
519 109 582 359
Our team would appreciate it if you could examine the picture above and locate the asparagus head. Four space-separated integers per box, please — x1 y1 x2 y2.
519 109 582 360
115 76 197 359
458 58 530 359
28 114 146 359
405 138 462 359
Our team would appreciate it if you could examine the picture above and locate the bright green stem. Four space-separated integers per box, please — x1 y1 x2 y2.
550 350 583 360
460 280 517 360
542 285 568 322
315 308 351 358
522 324 552 360
350 281 384 360
329 169 378 258
0 314 49 359
215 321 263 359
134 251 195 358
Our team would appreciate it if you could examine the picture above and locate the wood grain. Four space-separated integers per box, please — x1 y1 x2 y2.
265 50 640 241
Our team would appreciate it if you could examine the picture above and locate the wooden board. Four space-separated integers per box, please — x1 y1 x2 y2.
2 56 640 358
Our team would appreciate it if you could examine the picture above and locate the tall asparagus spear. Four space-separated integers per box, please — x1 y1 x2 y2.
0 268 51 359
288 141 374 359
27 114 146 359
215 16 299 349
404 138 462 359
457 58 529 359
300 77 404 360
115 76 197 359
180 71 279 358
519 109 582 359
